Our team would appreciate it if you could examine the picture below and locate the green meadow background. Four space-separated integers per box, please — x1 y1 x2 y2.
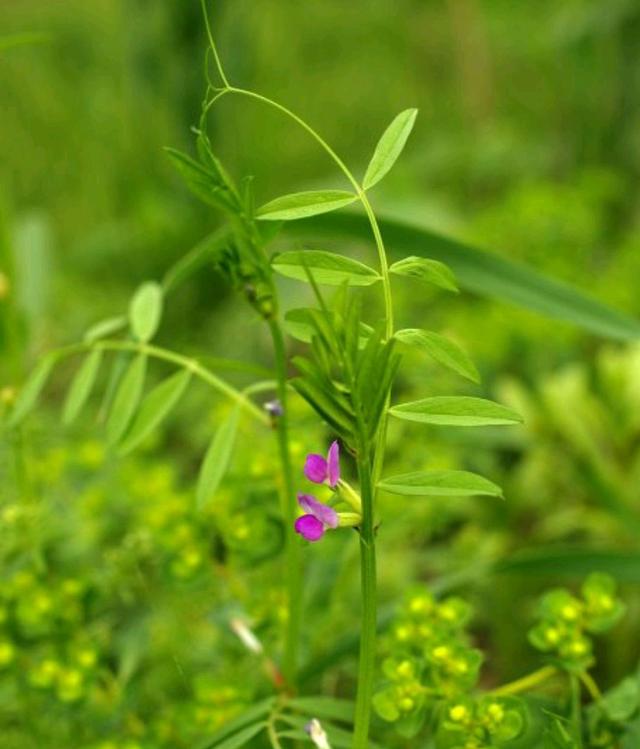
2 1 640 747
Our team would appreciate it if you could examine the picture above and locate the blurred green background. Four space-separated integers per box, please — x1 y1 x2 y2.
2 1 640 748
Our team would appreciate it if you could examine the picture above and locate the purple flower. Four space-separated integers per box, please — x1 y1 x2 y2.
263 399 284 418
304 440 340 488
294 493 338 542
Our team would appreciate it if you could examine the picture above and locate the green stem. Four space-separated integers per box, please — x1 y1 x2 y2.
352 443 377 749
200 0 229 88
54 340 268 425
579 670 602 702
570 673 584 749
268 318 302 690
492 665 558 696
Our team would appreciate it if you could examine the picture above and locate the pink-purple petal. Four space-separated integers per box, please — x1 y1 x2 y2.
294 514 325 542
304 453 328 484
327 440 340 487
297 494 339 529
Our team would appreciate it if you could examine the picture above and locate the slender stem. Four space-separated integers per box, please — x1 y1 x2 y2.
200 0 229 88
53 340 269 425
492 665 558 696
352 443 377 749
268 318 302 690
570 673 584 749
580 670 602 702
266 709 284 749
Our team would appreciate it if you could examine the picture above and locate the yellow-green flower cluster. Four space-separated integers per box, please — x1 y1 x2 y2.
528 573 625 669
440 695 525 749
374 588 483 732
390 589 481 694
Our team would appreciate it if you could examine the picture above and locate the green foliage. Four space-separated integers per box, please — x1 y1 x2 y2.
363 108 418 190
378 470 503 498
389 256 458 293
196 406 240 510
129 282 164 343
256 190 358 221
389 396 522 427
118 368 191 455
106 354 147 446
394 329 480 383
62 349 103 425
272 249 381 286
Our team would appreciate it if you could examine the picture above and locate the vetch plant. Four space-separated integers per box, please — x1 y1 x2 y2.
5 3 530 747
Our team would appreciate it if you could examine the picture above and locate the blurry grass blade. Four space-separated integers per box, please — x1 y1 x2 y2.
106 354 147 445
163 231 228 293
496 548 640 581
199 721 266 749
195 698 274 749
363 108 418 190
272 249 380 286
288 696 355 723
379 470 503 497
389 396 522 427
197 407 240 510
118 369 191 455
256 190 357 221
8 353 56 427
129 282 163 342
394 328 479 382
84 315 127 343
62 349 102 425
389 255 458 292
290 213 640 341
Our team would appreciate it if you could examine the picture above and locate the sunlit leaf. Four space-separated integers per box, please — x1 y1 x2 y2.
390 256 458 292
118 369 191 455
106 354 147 446
256 190 357 221
363 108 418 190
394 328 479 382
378 470 503 497
389 396 522 427
196 407 240 510
272 250 381 286
129 282 163 343
62 349 103 425
8 354 56 427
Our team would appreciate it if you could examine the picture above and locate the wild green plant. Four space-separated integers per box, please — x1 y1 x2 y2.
4 4 638 749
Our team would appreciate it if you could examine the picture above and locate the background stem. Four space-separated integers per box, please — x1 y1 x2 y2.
352 444 377 748
268 317 302 690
